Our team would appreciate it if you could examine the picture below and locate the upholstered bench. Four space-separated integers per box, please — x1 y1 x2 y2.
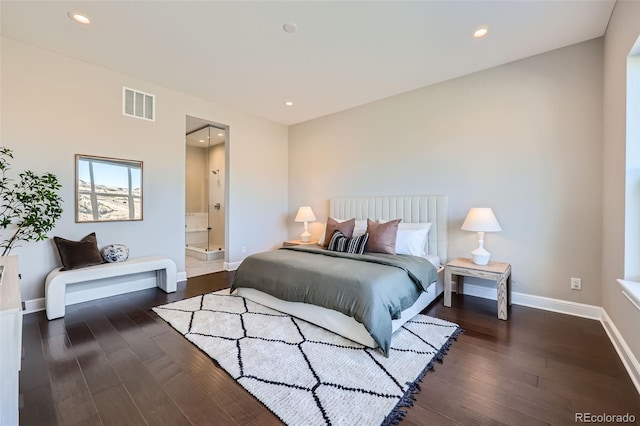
45 256 177 320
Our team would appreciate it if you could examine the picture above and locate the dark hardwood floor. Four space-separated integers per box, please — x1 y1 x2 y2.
19 272 640 426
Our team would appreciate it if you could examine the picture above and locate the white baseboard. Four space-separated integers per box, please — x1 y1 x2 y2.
600 309 640 394
24 298 45 314
452 282 496 301
452 282 602 319
224 261 242 271
177 271 187 283
511 292 602 320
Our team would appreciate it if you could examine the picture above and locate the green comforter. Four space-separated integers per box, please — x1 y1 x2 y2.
230 245 437 356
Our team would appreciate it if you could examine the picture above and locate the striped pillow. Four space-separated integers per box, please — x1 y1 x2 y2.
327 230 368 255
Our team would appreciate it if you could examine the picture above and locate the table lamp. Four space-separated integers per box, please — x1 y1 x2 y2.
294 206 316 242
461 207 502 265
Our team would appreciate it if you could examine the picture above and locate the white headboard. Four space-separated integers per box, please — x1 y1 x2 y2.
330 195 448 262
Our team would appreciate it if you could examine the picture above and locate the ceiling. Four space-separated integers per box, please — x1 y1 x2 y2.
1 1 616 126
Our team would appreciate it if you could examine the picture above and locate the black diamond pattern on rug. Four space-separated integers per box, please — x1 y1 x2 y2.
153 290 461 426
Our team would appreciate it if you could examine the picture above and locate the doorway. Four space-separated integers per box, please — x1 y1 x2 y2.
185 116 228 277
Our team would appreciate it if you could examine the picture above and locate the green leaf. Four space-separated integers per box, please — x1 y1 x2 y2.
0 146 63 254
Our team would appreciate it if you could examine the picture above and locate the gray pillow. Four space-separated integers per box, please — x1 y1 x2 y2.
365 218 401 254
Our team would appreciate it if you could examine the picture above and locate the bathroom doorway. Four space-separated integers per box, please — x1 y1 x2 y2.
185 116 228 277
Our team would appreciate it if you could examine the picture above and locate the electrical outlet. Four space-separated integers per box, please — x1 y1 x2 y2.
571 277 582 290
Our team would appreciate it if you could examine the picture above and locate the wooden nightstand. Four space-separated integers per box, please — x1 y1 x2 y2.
283 240 318 247
444 257 512 320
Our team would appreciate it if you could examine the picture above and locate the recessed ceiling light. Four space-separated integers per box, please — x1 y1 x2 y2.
283 23 298 34
217 133 224 137
474 27 489 38
199 139 205 143
68 11 91 25
284 101 294 107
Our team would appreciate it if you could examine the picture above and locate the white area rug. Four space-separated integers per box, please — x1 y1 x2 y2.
153 290 461 426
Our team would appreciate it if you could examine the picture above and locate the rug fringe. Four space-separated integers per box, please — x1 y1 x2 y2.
381 327 464 426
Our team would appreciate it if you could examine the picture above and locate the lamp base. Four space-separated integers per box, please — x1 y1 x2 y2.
300 230 311 242
471 246 491 266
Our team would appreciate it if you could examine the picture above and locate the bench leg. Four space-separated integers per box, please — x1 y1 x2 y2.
156 268 177 293
45 285 66 320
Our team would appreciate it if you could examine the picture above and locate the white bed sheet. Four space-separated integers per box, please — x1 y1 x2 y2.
422 253 441 269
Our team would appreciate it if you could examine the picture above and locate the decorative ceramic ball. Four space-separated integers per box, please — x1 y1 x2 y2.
100 244 129 263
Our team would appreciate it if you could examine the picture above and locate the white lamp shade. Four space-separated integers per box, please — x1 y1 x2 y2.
461 208 502 232
294 206 316 223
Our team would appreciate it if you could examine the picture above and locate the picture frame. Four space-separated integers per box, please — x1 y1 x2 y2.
75 154 143 222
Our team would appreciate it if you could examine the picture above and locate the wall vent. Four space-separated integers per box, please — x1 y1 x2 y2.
123 87 155 121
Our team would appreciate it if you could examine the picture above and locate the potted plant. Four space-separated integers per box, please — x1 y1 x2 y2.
0 146 63 255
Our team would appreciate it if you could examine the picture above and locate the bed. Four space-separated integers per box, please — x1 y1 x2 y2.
232 195 448 355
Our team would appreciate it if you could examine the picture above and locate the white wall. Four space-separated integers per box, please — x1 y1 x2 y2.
0 37 288 302
289 39 604 305
602 0 640 373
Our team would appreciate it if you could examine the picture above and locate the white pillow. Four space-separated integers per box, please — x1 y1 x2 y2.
317 218 368 245
353 219 368 237
378 221 432 256
395 228 429 256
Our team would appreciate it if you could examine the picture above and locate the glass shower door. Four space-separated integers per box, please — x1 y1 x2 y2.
185 125 212 252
